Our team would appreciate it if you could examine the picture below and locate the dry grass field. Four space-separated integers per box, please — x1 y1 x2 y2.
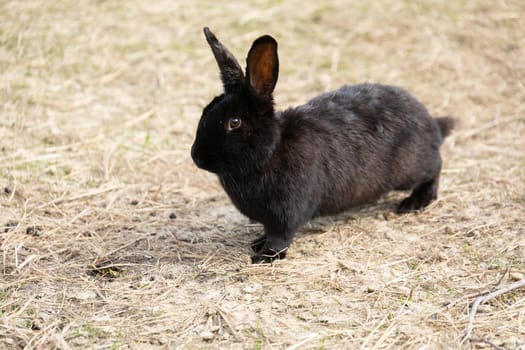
1 0 524 349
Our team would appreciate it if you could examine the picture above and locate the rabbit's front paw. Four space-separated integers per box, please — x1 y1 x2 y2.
250 247 287 264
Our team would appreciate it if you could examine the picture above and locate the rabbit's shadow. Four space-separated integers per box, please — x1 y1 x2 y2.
102 193 405 269
215 193 406 254
289 194 404 239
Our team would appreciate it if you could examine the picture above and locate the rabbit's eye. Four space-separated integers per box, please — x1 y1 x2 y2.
227 116 242 131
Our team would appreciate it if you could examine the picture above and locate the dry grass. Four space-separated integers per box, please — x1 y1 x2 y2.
1 0 524 349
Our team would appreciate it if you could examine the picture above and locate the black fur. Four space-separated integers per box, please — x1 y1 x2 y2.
191 28 455 263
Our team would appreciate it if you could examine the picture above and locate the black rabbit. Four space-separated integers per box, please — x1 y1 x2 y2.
191 27 455 263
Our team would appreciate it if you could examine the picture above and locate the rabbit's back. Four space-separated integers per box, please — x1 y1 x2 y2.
277 83 443 216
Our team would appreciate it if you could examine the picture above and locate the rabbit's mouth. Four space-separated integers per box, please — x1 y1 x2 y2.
192 154 205 169
192 155 217 173
191 144 219 173
191 150 208 170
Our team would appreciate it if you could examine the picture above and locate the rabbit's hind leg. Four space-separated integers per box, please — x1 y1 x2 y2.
396 173 440 214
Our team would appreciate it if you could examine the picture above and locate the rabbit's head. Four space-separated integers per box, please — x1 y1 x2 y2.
191 28 280 175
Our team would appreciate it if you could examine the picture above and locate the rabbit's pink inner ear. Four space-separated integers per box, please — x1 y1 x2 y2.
246 36 279 98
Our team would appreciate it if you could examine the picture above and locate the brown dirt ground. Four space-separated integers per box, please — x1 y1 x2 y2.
1 0 524 349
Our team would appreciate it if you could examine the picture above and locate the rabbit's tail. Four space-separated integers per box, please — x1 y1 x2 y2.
434 116 455 139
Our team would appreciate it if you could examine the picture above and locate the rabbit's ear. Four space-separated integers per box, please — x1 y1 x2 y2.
246 35 279 98
204 27 244 93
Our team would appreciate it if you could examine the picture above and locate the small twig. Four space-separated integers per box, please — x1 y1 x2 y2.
470 337 505 350
32 185 122 211
440 291 483 312
124 109 155 128
456 116 524 140
463 278 525 343
440 268 509 311
474 268 525 275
